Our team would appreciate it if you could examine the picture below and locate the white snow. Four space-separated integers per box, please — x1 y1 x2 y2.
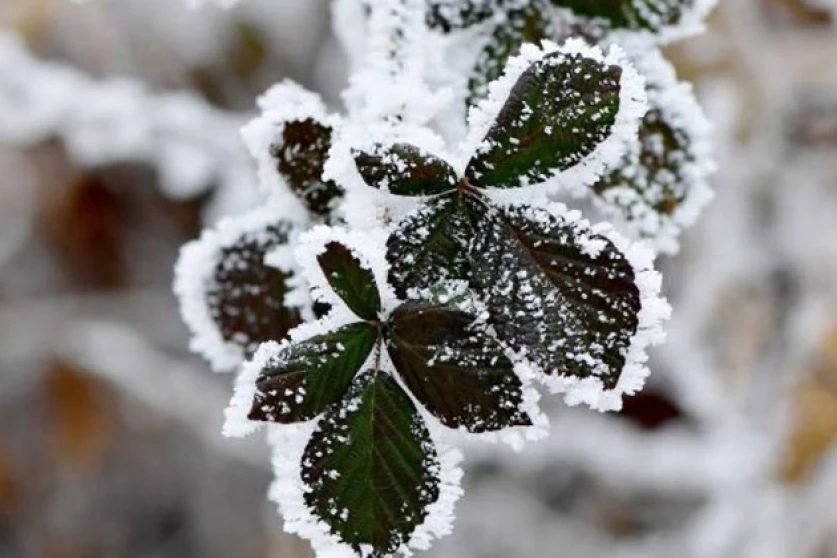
0 31 258 221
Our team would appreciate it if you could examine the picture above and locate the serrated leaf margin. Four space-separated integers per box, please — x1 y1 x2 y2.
589 48 715 255
240 80 344 207
496 201 671 412
174 203 309 372
258 399 465 557
294 226 398 320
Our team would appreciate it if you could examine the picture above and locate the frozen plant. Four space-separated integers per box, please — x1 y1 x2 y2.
174 0 715 556
425 0 716 254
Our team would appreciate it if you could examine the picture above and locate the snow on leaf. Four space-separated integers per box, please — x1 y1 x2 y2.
386 194 474 299
462 40 648 200
596 108 689 214
465 50 624 189
248 322 379 424
174 207 303 372
353 143 458 197
386 299 533 433
467 201 641 391
468 1 554 108
241 80 340 214
301 370 441 556
317 241 382 321
590 50 714 254
271 118 342 218
206 224 300 358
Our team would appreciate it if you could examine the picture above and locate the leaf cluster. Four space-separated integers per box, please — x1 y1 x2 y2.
173 1 714 554
249 241 530 554
427 0 713 252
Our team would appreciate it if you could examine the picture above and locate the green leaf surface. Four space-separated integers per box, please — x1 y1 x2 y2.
387 300 532 432
386 194 474 299
248 322 378 424
317 241 381 321
354 143 458 197
271 118 342 218
468 2 554 107
468 203 641 389
465 52 622 189
302 370 440 556
551 0 696 33
207 222 300 358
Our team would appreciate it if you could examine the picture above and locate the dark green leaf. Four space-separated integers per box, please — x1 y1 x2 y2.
467 203 641 389
206 221 300 358
427 0 496 31
317 241 381 321
386 194 474 299
354 143 458 197
387 300 532 432
468 2 554 107
551 0 697 33
271 118 342 218
465 52 623 189
302 370 440 555
248 322 379 423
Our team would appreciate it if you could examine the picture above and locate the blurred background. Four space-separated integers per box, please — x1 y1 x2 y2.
1 1 837 557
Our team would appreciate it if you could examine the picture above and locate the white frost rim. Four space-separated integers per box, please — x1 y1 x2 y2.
241 79 342 203
222 309 363 438
592 48 716 255
265 421 464 558
294 225 398 314
460 39 648 205
173 201 306 372
490 200 671 412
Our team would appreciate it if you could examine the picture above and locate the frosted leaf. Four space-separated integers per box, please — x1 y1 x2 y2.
205 226 299 357
596 108 692 213
317 241 382 321
468 202 642 390
174 207 304 371
293 226 398 323
590 50 715 254
354 143 458 197
386 299 533 433
386 194 474 299
241 80 340 217
271 118 342 219
468 0 555 108
265 423 463 558
301 370 441 556
249 322 378 424
465 51 625 189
